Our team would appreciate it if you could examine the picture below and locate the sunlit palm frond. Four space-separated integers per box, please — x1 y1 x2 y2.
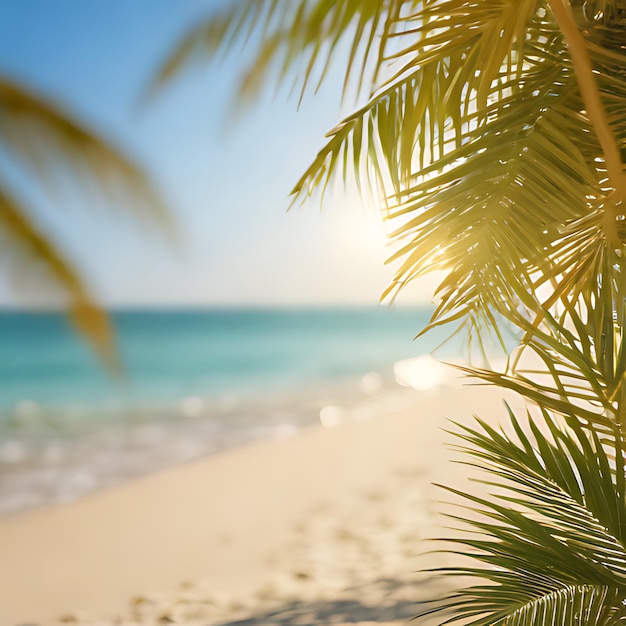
0 181 118 370
157 1 626 348
425 405 626 626
374 2 626 346
570 1 626 147
448 261 626 435
288 0 553 201
377 6 625 333
381 82 596 326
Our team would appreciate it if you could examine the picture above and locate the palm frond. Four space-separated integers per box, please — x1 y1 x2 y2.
153 0 406 105
434 583 623 626
0 77 173 368
426 405 626 626
0 181 118 370
444 228 626 434
292 0 555 202
0 79 171 227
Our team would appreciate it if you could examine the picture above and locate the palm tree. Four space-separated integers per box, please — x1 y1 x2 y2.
155 1 626 623
0 78 169 368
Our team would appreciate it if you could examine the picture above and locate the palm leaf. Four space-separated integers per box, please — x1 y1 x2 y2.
0 181 118 369
153 0 405 105
0 79 171 225
425 405 626 626
447 234 626 435
0 77 172 367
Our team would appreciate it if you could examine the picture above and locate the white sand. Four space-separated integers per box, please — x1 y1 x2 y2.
0 379 522 625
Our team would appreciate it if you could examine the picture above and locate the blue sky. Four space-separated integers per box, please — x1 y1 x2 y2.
0 0 437 308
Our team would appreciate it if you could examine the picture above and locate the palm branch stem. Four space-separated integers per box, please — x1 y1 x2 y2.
548 0 626 245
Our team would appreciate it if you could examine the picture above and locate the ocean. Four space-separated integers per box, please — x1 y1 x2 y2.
0 307 464 516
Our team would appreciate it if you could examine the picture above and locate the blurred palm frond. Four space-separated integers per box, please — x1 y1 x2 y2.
0 78 172 368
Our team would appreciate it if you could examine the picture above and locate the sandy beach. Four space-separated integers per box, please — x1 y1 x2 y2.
0 377 521 626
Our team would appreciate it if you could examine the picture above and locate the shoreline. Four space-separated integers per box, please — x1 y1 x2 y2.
0 379 521 625
0 370 439 519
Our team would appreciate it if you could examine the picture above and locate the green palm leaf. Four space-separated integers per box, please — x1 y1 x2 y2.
436 584 622 626
426 405 626 626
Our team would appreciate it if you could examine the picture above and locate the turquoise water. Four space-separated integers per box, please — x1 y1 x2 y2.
0 307 461 412
0 307 464 515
